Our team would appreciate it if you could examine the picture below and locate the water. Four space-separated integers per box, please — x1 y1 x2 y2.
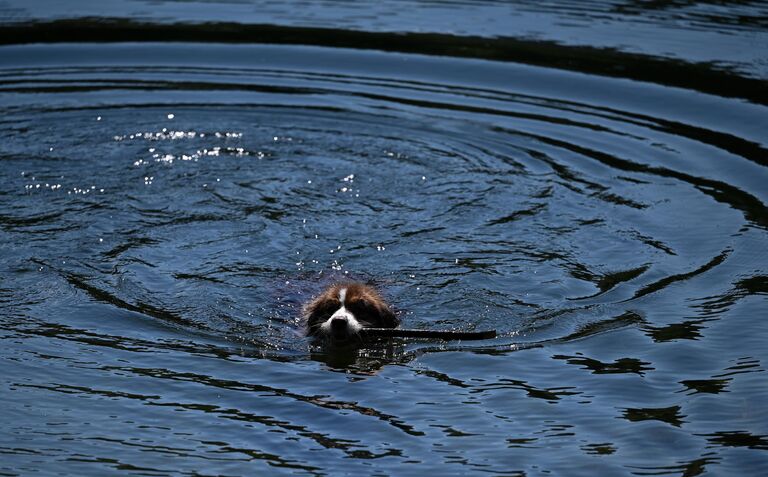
1 2 767 476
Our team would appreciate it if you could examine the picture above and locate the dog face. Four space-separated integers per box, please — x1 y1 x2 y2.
304 283 398 345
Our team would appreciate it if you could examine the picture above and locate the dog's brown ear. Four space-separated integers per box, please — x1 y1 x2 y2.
303 299 322 336
378 305 399 329
303 292 341 336
302 296 322 321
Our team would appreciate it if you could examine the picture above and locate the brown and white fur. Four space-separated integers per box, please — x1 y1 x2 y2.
304 283 398 346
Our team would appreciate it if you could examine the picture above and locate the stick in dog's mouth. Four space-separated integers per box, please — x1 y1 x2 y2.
303 282 495 345
360 328 496 340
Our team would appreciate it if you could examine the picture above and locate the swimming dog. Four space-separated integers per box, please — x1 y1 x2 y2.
304 282 398 346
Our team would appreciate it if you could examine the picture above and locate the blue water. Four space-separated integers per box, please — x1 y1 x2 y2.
1 2 767 475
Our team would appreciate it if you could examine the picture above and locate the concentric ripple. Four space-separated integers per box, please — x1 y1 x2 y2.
2 41 768 475
1 43 767 353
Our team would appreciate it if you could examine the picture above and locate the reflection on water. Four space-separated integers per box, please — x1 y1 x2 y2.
2 0 767 78
1 4 768 476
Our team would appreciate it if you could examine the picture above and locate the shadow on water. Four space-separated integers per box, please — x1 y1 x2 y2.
1 19 766 105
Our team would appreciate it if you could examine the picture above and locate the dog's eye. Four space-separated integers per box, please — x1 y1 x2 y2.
313 299 340 318
348 299 380 324
346 299 368 313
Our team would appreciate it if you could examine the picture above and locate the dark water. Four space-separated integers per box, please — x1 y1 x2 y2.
2 2 768 476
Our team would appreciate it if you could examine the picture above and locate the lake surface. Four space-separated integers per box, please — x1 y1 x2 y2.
1 1 767 475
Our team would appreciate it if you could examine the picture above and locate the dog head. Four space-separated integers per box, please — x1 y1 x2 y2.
304 283 398 346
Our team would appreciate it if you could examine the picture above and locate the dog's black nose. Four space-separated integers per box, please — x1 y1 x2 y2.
331 317 347 331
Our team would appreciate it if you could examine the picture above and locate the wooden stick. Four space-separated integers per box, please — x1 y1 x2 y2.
360 328 496 340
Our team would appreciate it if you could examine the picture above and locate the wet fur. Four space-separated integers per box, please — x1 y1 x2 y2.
304 283 398 346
